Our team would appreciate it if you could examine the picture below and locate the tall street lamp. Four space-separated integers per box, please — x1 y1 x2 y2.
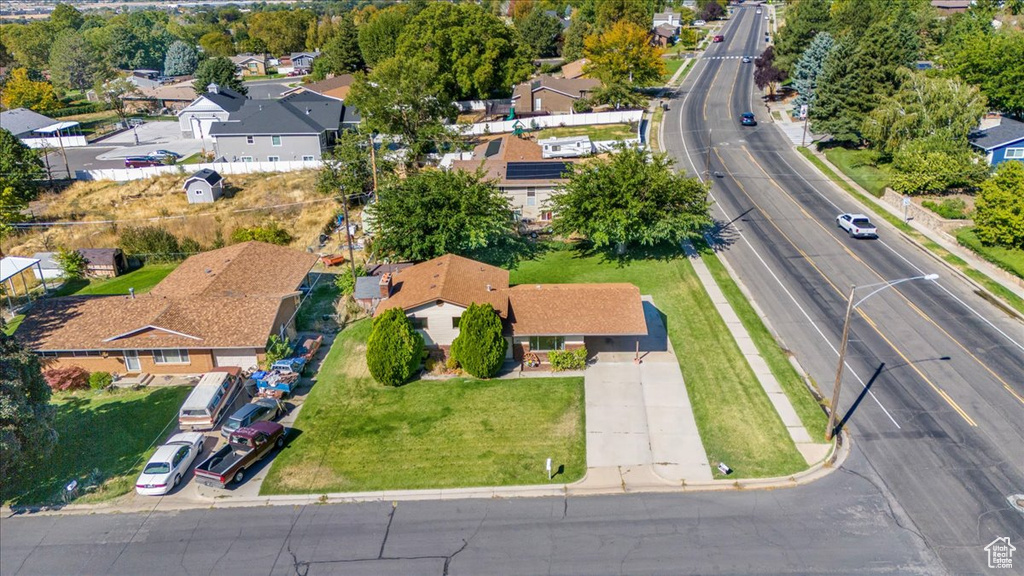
826 273 939 440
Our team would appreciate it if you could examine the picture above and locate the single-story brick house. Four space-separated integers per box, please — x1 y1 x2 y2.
373 254 647 364
17 242 318 375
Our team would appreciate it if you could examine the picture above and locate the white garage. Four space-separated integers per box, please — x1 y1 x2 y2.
212 348 260 370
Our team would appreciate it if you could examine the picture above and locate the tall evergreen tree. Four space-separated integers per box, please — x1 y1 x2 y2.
48 30 96 92
809 37 864 145
773 0 831 73
310 14 363 80
0 324 57 490
163 40 198 76
792 32 834 109
517 7 563 58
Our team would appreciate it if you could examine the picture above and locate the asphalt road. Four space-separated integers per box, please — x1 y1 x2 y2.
1 448 943 575
662 6 1024 574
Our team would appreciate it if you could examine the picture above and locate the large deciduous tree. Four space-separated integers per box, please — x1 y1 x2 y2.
310 14 363 80
550 146 712 253
95 77 140 125
754 46 787 100
517 7 563 59
0 21 56 69
450 303 507 379
974 160 1024 250
316 130 374 197
0 68 59 112
584 20 666 88
366 308 424 387
192 57 247 94
945 31 1024 119
49 2 84 32
199 31 235 57
163 40 199 76
346 57 456 162
48 30 97 92
888 135 988 195
247 10 315 55
792 32 834 109
366 168 525 267
0 324 57 491
0 128 44 251
594 0 655 31
396 2 531 100
357 6 407 68
863 71 987 158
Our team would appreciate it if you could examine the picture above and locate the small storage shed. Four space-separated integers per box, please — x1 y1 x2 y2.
78 248 127 278
183 169 224 203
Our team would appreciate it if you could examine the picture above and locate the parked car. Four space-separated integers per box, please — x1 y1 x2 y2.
148 149 181 160
287 69 307 77
713 35 724 43
124 156 163 168
740 112 757 126
836 213 878 238
692 19 706 26
135 432 205 496
220 398 284 438
194 421 286 488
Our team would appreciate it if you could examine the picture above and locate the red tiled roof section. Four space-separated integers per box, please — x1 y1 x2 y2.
375 254 510 316
507 283 648 336
152 241 317 298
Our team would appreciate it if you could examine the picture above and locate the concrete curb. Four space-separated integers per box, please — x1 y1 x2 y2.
2 434 848 517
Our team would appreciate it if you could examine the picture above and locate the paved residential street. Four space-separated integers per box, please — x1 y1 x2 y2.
0 447 943 575
663 6 1024 574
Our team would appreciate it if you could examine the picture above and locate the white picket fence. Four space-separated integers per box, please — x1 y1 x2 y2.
458 109 644 136
75 160 323 182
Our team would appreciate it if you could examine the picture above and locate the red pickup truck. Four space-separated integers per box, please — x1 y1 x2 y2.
193 421 286 488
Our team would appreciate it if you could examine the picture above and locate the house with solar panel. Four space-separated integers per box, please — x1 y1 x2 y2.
451 135 575 223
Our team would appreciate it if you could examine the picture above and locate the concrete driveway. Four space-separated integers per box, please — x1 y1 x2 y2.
94 121 203 160
583 298 713 483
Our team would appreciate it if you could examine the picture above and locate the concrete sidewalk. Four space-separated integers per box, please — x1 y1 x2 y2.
682 242 829 466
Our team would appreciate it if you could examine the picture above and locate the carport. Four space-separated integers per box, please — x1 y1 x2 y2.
1 256 50 314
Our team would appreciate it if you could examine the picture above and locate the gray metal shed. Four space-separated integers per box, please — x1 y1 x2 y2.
183 169 224 203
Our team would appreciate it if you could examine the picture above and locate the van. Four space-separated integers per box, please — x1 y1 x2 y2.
178 367 243 431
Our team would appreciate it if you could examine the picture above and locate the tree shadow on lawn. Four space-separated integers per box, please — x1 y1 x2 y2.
3 387 187 507
566 239 690 267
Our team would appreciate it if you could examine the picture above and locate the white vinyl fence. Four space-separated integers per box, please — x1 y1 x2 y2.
75 160 323 182
458 109 644 136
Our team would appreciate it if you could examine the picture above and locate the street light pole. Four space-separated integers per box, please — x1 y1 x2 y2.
825 273 939 440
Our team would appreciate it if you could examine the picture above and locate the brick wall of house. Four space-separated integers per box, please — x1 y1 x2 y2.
41 349 215 375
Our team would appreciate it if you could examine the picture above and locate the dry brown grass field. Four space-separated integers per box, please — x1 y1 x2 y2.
6 171 349 256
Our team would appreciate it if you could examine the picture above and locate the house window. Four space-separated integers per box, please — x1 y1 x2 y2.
271 135 282 147
452 317 461 329
268 155 280 162
410 317 427 329
302 155 315 161
534 97 542 110
153 349 190 364
551 145 561 152
246 136 254 144
527 187 536 206
1006 148 1024 159
529 336 565 351
194 189 203 195
541 211 553 221
241 156 253 162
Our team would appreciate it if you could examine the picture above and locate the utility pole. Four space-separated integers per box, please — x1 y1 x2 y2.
801 113 809 148
368 134 378 194
341 189 357 287
827 284 856 441
57 128 71 179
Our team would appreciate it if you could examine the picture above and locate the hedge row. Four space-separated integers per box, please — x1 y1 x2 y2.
49 102 111 118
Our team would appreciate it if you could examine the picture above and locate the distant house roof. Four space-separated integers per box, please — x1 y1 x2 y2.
191 84 248 113
561 58 589 80
184 169 223 189
654 23 678 38
128 80 198 103
513 76 601 101
930 0 971 13
230 53 266 66
506 284 648 336
209 92 343 136
0 108 58 138
17 242 318 352
451 135 576 186
284 74 356 101
31 252 60 270
969 117 1024 151
375 254 510 317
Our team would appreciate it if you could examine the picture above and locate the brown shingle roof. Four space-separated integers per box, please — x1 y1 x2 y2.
374 254 510 316
18 242 316 352
561 58 589 80
507 283 647 336
451 135 575 186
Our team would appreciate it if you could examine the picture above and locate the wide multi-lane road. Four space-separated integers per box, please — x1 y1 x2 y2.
663 5 1024 574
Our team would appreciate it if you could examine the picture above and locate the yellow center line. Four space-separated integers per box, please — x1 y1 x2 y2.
711 147 978 427
1004 384 1024 406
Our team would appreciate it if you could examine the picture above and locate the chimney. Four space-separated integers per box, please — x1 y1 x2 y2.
207 82 219 94
379 273 392 299
486 284 492 292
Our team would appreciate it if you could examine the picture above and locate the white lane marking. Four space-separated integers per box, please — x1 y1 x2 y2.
773 152 1024 354
674 47 900 430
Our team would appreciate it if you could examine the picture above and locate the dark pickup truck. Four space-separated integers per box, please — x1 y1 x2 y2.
193 421 286 488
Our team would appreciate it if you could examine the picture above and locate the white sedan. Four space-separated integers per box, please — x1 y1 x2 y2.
135 432 205 496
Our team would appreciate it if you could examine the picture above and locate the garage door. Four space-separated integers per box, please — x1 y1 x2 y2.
212 349 259 370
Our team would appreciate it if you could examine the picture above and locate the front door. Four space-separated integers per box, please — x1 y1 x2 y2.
123 350 141 372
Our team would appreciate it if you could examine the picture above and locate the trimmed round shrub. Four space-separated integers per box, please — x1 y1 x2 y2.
451 303 507 378
366 308 425 386
88 371 113 390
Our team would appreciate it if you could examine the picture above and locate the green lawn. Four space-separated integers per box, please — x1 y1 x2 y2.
663 58 686 81
2 386 191 505
55 263 178 297
260 320 586 494
700 246 828 440
799 147 1024 316
956 227 1024 280
511 244 808 479
535 123 638 142
823 148 891 198
296 273 341 332
179 153 205 165
3 314 25 335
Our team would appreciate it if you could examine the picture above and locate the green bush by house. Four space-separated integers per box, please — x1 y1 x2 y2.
366 308 424 386
450 303 507 378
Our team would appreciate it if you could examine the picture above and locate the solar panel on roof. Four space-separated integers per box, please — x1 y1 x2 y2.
506 162 570 181
484 139 502 158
